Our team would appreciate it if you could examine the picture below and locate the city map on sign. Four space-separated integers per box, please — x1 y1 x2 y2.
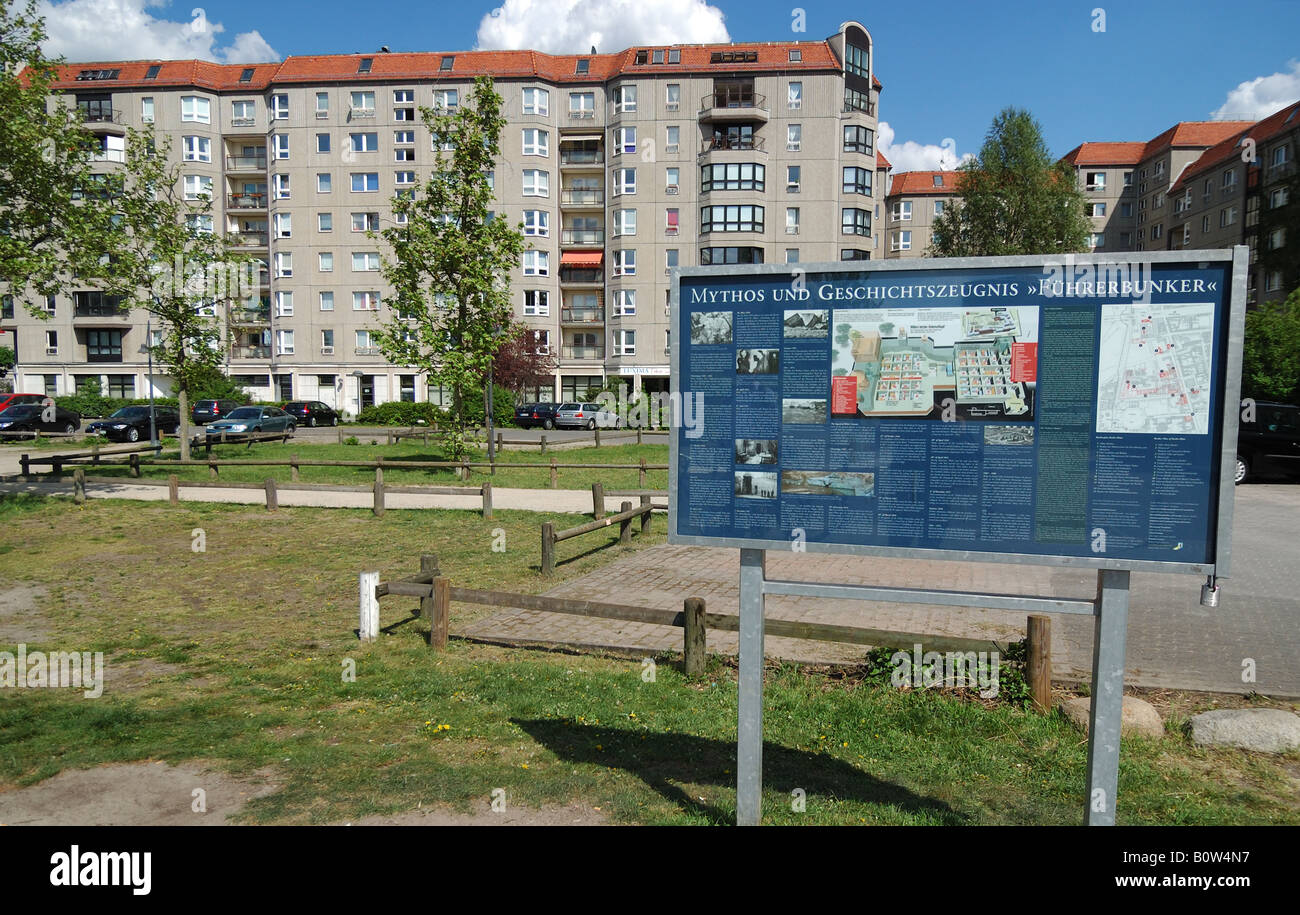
1095 302 1215 435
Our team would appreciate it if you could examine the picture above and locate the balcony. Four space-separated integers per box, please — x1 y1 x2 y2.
561 308 604 325
568 108 597 120
559 268 603 286
228 193 266 210
699 92 768 123
563 345 605 360
229 305 271 325
699 136 767 163
227 156 267 172
228 232 268 249
230 116 257 129
231 345 271 360
79 107 126 133
561 188 605 206
842 97 876 116
349 106 377 119
561 228 605 246
560 148 604 167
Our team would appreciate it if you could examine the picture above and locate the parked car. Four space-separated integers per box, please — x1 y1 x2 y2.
1236 401 1300 483
0 393 49 413
86 406 181 442
0 403 81 435
191 398 243 425
554 402 621 430
205 406 296 437
514 402 559 430
281 401 339 427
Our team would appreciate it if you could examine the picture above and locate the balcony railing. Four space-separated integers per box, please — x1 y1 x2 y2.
228 232 268 248
561 308 604 324
78 107 122 124
91 149 126 163
230 116 257 128
561 188 604 206
568 108 596 119
227 156 267 171
74 303 128 318
563 345 605 360
561 229 605 245
228 193 267 209
560 149 604 166
560 268 603 284
701 92 764 111
701 136 765 153
229 307 271 324
231 345 271 359
842 97 876 116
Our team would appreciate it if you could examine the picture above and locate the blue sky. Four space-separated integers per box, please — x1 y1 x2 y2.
38 0 1300 170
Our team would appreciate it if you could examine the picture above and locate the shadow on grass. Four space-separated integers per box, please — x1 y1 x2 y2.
513 717 965 825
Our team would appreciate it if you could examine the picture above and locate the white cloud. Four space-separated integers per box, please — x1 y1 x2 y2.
476 0 729 54
877 121 973 173
39 0 279 63
1211 60 1300 121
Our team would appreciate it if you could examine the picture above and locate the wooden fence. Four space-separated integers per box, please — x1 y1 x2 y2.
541 496 656 575
20 441 164 477
361 554 1054 708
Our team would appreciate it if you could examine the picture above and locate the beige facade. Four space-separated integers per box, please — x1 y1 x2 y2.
881 170 960 257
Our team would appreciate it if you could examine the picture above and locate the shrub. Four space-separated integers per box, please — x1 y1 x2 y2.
356 401 441 426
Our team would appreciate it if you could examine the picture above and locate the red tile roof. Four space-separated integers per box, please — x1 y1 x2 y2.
1169 101 1300 193
875 150 891 170
43 59 275 91
1060 142 1147 167
1142 120 1254 158
887 170 962 196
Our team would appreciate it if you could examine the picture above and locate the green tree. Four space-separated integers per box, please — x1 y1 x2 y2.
929 108 1090 257
0 0 113 310
98 131 247 457
373 76 525 458
1242 287 1300 404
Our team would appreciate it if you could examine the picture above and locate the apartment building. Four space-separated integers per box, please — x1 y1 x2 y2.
1060 142 1145 252
881 169 960 257
0 22 885 411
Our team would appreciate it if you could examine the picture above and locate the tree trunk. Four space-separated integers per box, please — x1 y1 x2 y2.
178 388 191 461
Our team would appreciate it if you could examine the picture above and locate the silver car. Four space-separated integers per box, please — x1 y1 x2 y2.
554 402 621 430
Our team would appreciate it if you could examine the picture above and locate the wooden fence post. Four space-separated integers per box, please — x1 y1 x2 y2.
481 481 493 520
591 482 605 519
430 577 450 649
337 424 344 445
541 522 556 576
51 458 63 476
637 427 643 446
683 597 707 676
264 478 278 512
130 452 141 478
91 440 101 465
290 453 300 482
73 468 86 505
359 571 380 642
373 466 385 517
639 458 647 488
419 553 438 637
1027 614 1052 714
640 495 651 534
594 428 601 448
20 454 30 478
618 501 633 544
208 458 217 479
167 474 179 506
549 457 558 488
539 434 547 454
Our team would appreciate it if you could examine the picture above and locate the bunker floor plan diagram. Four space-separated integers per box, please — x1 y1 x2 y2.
1096 302 1215 435
830 306 1038 420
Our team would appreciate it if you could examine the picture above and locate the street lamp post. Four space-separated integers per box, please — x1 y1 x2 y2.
350 369 364 421
486 355 495 469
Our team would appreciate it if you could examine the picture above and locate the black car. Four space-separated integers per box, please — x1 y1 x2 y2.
514 402 559 430
191 398 243 425
86 406 181 442
1236 402 1300 483
282 400 339 427
0 403 81 435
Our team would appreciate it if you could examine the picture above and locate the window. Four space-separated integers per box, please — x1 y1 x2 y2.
1201 215 1211 234
785 165 801 193
321 329 335 353
182 136 211 162
182 175 213 200
700 205 764 233
787 124 801 152
615 126 636 155
666 208 679 235
350 91 375 114
843 207 872 236
1089 233 1104 248
845 43 869 79
315 92 329 118
351 173 380 192
395 170 415 185
615 84 637 113
782 81 803 111
354 330 376 355
393 130 414 145
522 128 549 156
273 134 289 160
1152 223 1163 240
143 64 160 80
522 169 549 197
45 330 57 353
271 94 288 119
612 249 636 276
317 173 332 193
616 330 636 356
180 96 210 123
891 200 912 221
1269 187 1290 209
666 84 681 111
575 59 589 75
1266 270 1284 292
934 200 945 216
666 248 680 271
1085 171 1106 190
841 248 869 261
349 132 378 153
1121 202 1133 218
1220 206 1238 227
316 132 331 153
87 330 123 362
357 56 373 74
318 252 333 272
1272 145 1290 169
141 97 154 123
353 292 381 311
843 166 871 196
187 213 214 235
1123 171 1133 186
665 125 679 154
665 166 680 191
352 252 381 272
319 292 335 311
433 89 458 112
440 55 455 71
891 230 912 251
701 163 764 192
275 291 294 317
274 252 293 278
521 251 549 276
522 210 549 236
393 89 414 105
1089 203 1106 217
1222 168 1237 189
844 124 873 155
273 174 290 199
614 208 637 236
569 92 595 118
785 207 800 234
612 167 636 195
613 289 636 316
523 290 550 316
274 213 292 239
522 87 549 116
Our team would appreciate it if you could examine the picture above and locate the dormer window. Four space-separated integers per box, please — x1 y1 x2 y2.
652 50 664 64
358 57 373 73
144 64 161 80
933 175 943 187
439 56 454 71
668 49 680 64
575 59 589 74
635 50 648 65
239 68 255 83
789 49 801 62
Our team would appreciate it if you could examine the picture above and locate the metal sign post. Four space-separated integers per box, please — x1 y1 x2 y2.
736 548 766 827
1086 569 1131 826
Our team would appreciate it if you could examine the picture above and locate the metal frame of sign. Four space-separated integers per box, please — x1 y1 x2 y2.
668 248 1248 826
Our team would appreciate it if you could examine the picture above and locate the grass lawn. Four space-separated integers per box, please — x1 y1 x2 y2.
35 440 670 491
0 492 1296 825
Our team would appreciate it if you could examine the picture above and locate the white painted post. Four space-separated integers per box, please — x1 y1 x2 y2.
359 571 380 642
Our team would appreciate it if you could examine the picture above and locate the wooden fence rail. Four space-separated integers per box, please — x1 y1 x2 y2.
20 441 164 477
541 497 654 575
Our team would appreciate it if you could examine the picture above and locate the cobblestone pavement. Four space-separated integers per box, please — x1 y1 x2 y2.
461 484 1300 696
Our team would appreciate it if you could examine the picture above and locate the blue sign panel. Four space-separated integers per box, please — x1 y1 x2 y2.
670 255 1242 571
